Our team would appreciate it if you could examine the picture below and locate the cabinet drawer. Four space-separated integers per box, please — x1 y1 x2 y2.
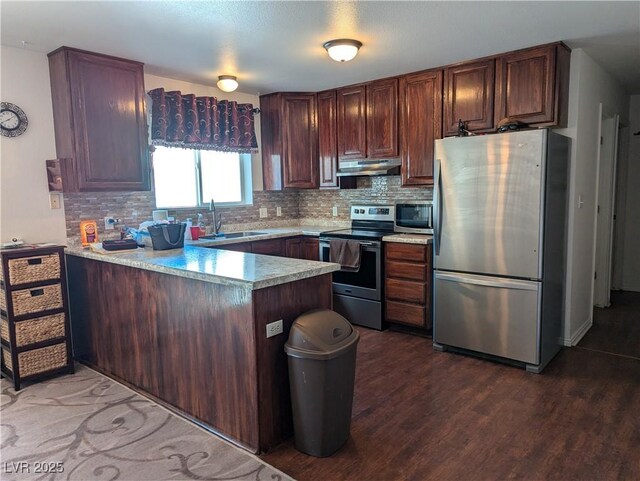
2 342 67 377
385 243 427 263
11 283 63 317
386 260 427 281
385 300 426 328
1 312 66 347
386 279 426 304
8 254 61 286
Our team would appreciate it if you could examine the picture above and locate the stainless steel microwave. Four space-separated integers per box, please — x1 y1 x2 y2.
394 201 433 234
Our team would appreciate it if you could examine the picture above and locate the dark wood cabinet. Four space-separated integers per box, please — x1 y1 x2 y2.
260 93 318 190
495 43 570 127
285 237 319 261
384 242 432 329
318 90 339 188
215 242 251 253
317 90 357 190
301 237 319 261
337 84 367 160
400 69 443 186
251 238 286 257
367 78 399 158
444 59 495 135
337 79 399 162
48 47 150 192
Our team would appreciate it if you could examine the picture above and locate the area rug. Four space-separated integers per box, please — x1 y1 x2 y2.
0 365 294 481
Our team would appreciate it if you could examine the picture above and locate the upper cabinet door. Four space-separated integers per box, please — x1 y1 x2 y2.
282 93 318 189
444 59 495 136
367 78 399 158
317 90 338 188
495 44 567 126
337 84 367 160
49 48 150 192
400 69 443 186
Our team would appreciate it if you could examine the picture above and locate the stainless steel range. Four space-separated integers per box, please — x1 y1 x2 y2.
319 205 395 330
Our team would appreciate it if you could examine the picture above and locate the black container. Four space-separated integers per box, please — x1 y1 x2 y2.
147 223 186 250
285 309 359 457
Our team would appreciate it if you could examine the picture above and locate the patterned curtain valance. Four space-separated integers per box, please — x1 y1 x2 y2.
148 88 258 153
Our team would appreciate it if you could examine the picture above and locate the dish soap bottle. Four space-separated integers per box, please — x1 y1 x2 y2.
184 218 193 240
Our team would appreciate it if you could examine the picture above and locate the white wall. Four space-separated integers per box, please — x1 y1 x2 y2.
619 95 640 291
0 46 67 244
556 49 629 345
143 74 263 191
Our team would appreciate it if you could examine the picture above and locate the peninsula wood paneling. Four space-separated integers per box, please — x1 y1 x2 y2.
253 274 332 451
66 256 260 450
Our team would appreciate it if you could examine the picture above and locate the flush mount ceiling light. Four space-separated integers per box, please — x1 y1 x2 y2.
323 39 363 62
217 75 238 92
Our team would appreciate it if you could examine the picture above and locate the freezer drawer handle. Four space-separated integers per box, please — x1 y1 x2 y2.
435 272 538 291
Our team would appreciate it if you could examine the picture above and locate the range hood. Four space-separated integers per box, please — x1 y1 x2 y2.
336 159 401 177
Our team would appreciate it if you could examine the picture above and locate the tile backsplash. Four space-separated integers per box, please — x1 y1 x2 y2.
64 176 432 245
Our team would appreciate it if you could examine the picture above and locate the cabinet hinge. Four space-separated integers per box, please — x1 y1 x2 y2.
597 205 600 214
594 271 598 280
600 136 604 145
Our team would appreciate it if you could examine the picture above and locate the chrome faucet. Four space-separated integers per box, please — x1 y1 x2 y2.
210 198 223 236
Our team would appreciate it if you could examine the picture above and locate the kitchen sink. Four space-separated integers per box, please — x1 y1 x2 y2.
200 231 268 240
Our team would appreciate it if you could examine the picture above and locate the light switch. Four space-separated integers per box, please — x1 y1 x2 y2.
259 207 268 218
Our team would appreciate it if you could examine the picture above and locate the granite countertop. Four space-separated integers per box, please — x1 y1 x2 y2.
66 244 340 290
382 233 433 245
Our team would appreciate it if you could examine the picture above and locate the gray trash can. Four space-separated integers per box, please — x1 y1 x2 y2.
284 309 359 457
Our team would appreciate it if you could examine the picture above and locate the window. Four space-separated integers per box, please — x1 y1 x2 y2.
152 147 253 208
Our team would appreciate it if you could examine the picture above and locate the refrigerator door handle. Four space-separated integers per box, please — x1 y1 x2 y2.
434 158 442 256
435 272 539 291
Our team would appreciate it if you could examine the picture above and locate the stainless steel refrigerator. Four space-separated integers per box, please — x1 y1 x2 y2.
432 129 569 373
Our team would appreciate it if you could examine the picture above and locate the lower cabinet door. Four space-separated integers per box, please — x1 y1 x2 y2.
385 300 426 328
433 271 540 364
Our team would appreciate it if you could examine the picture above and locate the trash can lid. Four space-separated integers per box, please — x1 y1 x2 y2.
285 309 359 360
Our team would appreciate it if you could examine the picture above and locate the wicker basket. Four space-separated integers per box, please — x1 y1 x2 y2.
11 284 63 317
8 254 60 286
2 342 67 377
1 313 65 347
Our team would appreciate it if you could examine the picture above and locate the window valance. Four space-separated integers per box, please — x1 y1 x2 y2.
148 88 258 153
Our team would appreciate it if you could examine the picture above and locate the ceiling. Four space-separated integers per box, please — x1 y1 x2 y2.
2 1 639 95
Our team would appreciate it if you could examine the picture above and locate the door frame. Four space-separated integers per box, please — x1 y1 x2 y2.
592 104 620 308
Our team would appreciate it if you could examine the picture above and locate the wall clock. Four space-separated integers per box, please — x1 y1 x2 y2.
1 102 29 137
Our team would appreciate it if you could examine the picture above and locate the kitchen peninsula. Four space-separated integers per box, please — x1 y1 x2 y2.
65 243 339 453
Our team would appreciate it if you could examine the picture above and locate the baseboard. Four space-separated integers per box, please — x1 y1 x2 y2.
561 317 593 346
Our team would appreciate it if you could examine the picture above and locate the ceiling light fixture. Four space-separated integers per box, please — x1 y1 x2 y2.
323 39 363 62
217 75 239 92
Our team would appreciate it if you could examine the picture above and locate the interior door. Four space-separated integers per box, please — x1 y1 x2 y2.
434 271 541 364
434 130 546 279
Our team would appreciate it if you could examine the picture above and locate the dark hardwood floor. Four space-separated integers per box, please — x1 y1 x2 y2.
577 290 640 360
262 307 640 481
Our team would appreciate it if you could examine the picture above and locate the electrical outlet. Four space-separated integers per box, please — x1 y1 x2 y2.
49 193 61 210
259 207 268 218
104 217 118 230
332 206 338 217
266 319 283 338
276 206 282 217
